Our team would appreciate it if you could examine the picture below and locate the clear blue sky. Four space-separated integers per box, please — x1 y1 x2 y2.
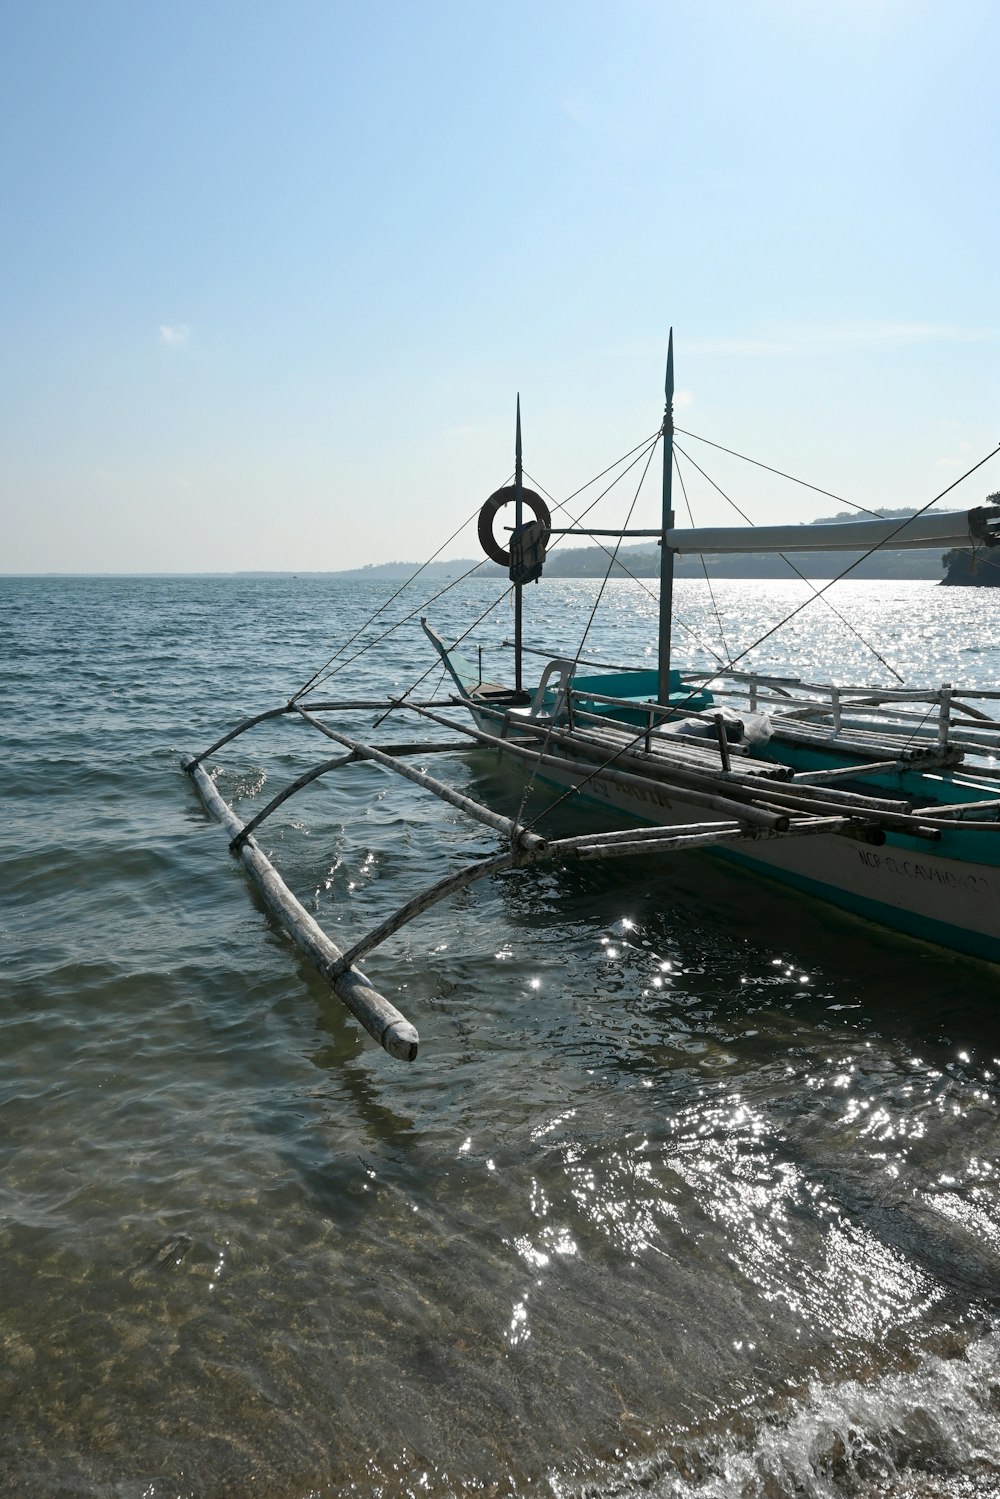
3 0 998 572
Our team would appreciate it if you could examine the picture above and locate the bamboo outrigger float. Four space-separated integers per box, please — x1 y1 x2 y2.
183 334 1000 1060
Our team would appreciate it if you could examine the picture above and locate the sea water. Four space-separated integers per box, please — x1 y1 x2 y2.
3 573 1000 1498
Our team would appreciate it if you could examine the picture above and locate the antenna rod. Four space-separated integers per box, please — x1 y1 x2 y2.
657 329 676 705
514 394 524 694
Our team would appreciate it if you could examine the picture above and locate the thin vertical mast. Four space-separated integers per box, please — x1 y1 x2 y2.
514 394 524 694
657 330 675 705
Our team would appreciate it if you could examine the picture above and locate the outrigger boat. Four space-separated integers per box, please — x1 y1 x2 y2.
183 335 1000 1060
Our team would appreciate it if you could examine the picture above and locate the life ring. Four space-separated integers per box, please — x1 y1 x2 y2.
478 486 552 568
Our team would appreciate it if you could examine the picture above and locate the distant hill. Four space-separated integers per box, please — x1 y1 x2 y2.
330 508 958 582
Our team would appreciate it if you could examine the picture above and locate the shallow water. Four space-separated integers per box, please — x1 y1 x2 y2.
3 573 1000 1497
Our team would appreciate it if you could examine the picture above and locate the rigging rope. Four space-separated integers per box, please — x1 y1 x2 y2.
673 441 905 684
523 465 728 668
300 555 502 700
672 454 732 664
369 584 517 729
674 427 881 516
290 497 500 702
511 442 662 835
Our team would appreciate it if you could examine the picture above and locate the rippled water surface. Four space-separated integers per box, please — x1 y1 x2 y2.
3 573 1000 1498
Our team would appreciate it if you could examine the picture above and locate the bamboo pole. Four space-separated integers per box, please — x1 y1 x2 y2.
920 798 1000 819
331 850 518 976
294 708 548 855
232 751 359 849
230 741 470 850
187 705 294 771
564 815 852 859
181 754 420 1062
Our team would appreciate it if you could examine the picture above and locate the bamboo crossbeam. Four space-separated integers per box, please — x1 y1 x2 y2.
564 815 854 859
331 850 517 975
551 820 744 848
187 705 294 771
294 698 455 713
231 741 473 850
181 754 419 1062
294 708 548 855
232 751 359 848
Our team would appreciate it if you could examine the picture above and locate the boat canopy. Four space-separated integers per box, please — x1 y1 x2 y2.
664 503 1000 557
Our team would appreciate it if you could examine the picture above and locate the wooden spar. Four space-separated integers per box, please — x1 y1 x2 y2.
181 754 420 1062
665 504 1000 556
657 329 675 707
230 741 470 850
294 708 549 854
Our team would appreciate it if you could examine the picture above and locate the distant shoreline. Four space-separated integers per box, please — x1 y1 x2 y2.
0 562 953 580
0 563 951 580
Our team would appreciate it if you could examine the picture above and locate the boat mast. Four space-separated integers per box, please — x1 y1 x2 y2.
514 394 524 694
657 329 676 705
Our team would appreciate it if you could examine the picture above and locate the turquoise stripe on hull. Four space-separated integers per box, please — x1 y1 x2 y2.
718 845 1000 965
